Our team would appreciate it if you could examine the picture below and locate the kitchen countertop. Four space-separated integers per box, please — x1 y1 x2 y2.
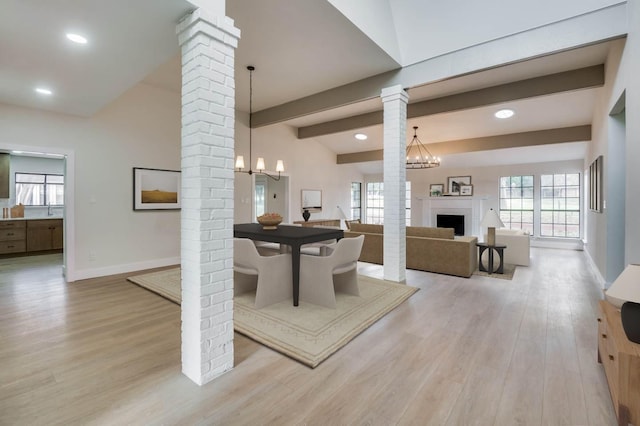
0 216 63 221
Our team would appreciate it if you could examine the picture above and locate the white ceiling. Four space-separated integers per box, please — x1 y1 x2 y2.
0 0 614 173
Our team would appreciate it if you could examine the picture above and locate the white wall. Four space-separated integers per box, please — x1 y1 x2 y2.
0 82 181 279
586 0 640 282
233 119 364 226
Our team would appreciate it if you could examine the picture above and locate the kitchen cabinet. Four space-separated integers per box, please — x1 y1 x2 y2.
0 153 9 199
26 219 63 252
0 220 26 254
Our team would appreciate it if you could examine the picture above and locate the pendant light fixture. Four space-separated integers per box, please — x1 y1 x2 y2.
406 126 440 169
235 65 284 181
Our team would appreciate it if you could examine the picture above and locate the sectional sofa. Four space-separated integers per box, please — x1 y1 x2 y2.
344 223 478 278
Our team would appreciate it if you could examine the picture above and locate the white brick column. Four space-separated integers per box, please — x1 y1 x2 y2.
381 85 408 283
176 9 240 386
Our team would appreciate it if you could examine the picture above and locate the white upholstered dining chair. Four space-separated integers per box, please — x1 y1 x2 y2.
299 235 365 308
233 238 292 309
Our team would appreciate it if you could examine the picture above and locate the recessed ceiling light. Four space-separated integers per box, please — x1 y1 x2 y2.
35 87 53 95
66 33 88 44
495 109 514 119
354 133 368 140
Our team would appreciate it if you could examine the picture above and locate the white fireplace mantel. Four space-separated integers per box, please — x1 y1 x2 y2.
419 196 489 237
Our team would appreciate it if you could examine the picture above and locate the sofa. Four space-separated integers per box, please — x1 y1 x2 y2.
484 229 530 266
344 223 478 278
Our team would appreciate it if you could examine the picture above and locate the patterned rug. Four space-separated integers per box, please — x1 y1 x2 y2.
472 263 517 280
127 268 417 368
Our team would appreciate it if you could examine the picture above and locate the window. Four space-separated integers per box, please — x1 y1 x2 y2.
15 173 64 206
366 182 384 224
350 182 361 220
540 173 580 238
365 181 411 225
499 175 533 234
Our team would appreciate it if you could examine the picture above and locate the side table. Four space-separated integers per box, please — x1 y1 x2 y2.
476 242 506 274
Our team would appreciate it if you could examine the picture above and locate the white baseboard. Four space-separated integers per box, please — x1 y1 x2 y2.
530 237 584 250
72 257 180 281
583 247 607 289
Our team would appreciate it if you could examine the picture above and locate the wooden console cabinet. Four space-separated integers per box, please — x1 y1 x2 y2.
293 219 340 228
27 219 63 252
0 220 27 254
598 300 640 426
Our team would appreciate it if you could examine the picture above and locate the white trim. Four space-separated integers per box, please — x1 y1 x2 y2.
1 142 76 282
583 244 607 289
530 237 584 250
74 256 180 281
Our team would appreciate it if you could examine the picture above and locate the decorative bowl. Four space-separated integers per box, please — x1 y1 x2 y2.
257 213 282 230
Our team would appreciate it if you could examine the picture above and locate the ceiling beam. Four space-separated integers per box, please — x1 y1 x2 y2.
336 125 591 164
301 66 603 139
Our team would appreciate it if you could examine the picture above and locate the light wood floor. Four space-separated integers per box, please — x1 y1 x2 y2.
0 249 616 425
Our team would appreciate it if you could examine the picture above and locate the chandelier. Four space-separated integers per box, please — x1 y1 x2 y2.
235 65 284 181
406 126 440 169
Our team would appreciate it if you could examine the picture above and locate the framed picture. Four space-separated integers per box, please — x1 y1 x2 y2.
133 167 181 211
589 155 603 213
447 176 472 195
430 184 444 197
301 189 322 212
460 184 473 196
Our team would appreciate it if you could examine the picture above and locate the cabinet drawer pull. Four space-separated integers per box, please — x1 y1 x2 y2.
602 333 607 338
609 354 614 361
8 245 14 248
597 318 602 322
7 232 13 236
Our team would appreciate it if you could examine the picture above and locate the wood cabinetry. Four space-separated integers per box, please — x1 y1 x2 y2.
0 153 9 199
0 220 26 254
293 219 340 228
26 219 63 252
598 300 640 426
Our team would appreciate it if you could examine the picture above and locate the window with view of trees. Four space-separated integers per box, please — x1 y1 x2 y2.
15 173 64 206
540 173 580 238
365 181 411 225
499 175 534 234
350 182 361 221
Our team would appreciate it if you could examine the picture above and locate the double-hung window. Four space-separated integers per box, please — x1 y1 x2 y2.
540 173 580 238
15 173 64 206
350 182 362 221
365 181 411 225
499 175 534 234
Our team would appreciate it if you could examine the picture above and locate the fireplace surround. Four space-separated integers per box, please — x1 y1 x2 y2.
420 196 488 237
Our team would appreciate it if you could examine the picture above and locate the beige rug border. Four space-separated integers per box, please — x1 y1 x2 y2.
234 279 417 367
127 268 417 368
472 263 517 280
127 268 181 304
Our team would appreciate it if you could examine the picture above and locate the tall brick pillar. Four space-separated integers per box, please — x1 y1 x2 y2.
176 9 240 386
381 85 408 283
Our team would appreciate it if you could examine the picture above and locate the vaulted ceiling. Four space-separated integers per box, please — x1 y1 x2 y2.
0 0 625 173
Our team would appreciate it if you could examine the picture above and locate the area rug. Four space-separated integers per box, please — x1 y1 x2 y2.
472 263 517 280
127 268 181 303
127 268 417 367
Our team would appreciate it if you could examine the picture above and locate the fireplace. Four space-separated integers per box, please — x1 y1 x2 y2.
437 214 465 236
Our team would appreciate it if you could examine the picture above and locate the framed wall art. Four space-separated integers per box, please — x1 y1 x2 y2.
460 185 473 196
133 167 181 211
430 184 444 196
589 155 603 213
447 176 472 195
301 189 322 212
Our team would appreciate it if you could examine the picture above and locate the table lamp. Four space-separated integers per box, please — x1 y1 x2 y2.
480 208 504 246
605 264 640 344
336 205 347 228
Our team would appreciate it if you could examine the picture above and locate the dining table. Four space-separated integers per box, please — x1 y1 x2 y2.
233 223 344 306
